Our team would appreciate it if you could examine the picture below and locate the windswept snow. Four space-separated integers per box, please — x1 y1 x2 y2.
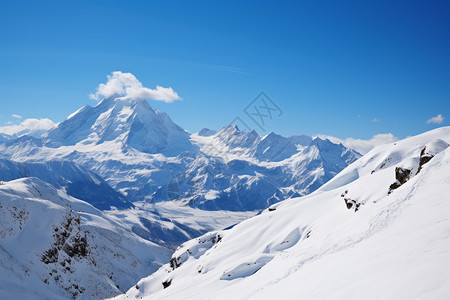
117 126 450 300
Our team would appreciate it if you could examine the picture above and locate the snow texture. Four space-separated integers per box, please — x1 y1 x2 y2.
117 127 450 300
0 177 170 299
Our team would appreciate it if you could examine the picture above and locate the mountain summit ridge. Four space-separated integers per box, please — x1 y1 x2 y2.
3 98 359 211
44 97 196 156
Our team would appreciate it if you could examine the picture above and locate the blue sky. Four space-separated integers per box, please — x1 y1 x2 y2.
1 0 449 139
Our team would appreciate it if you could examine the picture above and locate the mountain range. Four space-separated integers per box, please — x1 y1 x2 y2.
4 96 446 299
0 98 450 299
1 97 360 212
0 96 363 298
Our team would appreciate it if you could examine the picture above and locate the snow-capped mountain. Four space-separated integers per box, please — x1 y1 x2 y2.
117 127 450 300
1 97 359 212
0 158 131 210
184 126 360 210
0 132 13 142
0 177 170 299
44 97 197 156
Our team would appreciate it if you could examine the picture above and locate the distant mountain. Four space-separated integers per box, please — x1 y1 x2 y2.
0 158 131 210
44 97 197 156
197 128 217 137
1 97 360 212
186 126 360 210
117 127 450 300
0 132 12 142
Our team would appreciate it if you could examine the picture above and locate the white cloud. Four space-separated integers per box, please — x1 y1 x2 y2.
372 118 379 122
316 133 399 155
426 114 444 124
12 114 22 119
89 71 181 103
0 118 57 137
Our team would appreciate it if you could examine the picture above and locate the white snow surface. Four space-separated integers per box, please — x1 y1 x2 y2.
117 126 450 300
0 178 170 299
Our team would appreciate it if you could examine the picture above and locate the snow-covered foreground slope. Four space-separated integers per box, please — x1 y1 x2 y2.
105 201 255 250
0 178 170 299
117 127 450 300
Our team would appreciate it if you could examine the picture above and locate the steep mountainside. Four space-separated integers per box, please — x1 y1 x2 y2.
117 127 450 300
185 126 360 209
44 97 196 156
0 177 170 299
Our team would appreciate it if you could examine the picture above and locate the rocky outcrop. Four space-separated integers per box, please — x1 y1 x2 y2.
389 167 412 193
388 141 448 194
341 190 361 212
416 147 434 174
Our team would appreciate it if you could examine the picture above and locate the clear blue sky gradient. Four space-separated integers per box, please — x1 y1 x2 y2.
1 0 449 139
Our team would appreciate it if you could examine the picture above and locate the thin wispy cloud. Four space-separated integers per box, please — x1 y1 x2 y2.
203 64 247 74
372 118 379 122
12 114 22 119
89 71 181 103
426 114 444 124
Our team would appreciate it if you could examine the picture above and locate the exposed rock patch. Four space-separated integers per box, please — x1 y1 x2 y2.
40 210 92 297
388 140 449 194
162 278 172 289
417 147 434 174
388 167 412 194
341 190 361 212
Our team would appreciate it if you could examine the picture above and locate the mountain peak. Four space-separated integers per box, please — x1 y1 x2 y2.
221 124 240 133
198 128 217 137
44 98 196 156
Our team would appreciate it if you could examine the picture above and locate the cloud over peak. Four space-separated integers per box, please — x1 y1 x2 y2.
0 118 57 137
89 71 181 103
426 114 444 125
316 133 399 155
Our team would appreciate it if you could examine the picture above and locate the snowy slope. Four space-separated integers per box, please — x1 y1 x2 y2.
105 201 255 250
0 177 170 299
117 127 450 300
0 158 131 210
